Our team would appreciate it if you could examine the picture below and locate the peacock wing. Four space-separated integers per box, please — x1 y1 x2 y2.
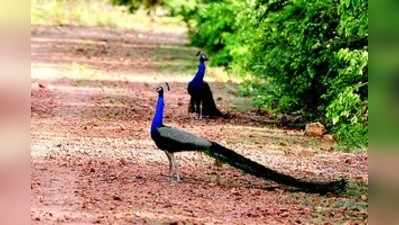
157 126 212 149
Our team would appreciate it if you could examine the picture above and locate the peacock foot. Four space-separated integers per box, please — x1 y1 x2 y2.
166 175 181 183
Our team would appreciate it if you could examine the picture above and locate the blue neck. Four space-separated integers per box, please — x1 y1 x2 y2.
151 94 164 133
191 62 206 85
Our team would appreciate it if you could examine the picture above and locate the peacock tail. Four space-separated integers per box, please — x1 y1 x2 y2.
202 142 347 194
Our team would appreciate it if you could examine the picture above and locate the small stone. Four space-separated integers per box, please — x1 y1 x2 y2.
113 195 122 201
305 122 327 137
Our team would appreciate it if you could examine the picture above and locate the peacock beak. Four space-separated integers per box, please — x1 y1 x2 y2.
155 82 170 94
155 86 163 93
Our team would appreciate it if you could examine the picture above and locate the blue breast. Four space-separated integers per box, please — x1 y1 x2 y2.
150 95 164 134
189 62 206 90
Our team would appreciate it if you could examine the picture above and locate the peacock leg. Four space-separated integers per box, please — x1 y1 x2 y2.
170 153 181 182
198 100 203 120
165 152 173 178
195 99 201 120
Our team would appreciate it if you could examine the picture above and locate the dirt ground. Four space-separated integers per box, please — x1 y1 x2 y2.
31 25 368 225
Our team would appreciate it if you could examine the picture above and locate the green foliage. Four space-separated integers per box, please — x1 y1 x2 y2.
237 0 368 149
165 0 245 66
164 0 200 22
326 87 368 148
338 0 368 38
246 0 342 113
188 1 245 66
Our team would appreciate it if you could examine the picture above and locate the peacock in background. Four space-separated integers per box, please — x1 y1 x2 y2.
150 84 346 194
187 51 225 118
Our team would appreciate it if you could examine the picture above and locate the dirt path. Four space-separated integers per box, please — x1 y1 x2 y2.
31 25 368 225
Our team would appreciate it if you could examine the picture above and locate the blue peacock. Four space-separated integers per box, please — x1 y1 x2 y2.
187 51 225 118
150 84 346 194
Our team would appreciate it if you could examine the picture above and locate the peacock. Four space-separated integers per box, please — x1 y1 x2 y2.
187 51 225 118
150 84 347 194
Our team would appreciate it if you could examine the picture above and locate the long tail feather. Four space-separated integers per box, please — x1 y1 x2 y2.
202 83 224 117
203 142 347 194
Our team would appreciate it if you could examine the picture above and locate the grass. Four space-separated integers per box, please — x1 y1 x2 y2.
344 181 368 199
297 181 368 224
31 0 186 33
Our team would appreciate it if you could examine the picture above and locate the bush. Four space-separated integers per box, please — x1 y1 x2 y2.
233 0 368 149
326 86 368 148
170 0 245 66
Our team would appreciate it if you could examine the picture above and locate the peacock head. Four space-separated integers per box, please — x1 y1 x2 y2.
197 50 208 63
155 82 170 96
